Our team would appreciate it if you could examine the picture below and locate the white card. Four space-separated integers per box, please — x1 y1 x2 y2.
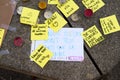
31 28 84 61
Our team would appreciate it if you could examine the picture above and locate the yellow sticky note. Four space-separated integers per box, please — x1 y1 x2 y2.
30 45 53 68
82 25 104 48
45 12 67 32
0 28 5 47
100 15 120 35
31 24 48 40
48 0 58 4
57 0 79 17
20 7 40 25
82 0 105 13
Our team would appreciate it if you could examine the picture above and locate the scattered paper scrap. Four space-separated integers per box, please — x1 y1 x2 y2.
45 12 67 32
20 7 40 25
0 28 5 47
31 28 84 61
82 0 105 13
57 0 79 17
30 44 53 68
31 24 48 40
100 15 120 35
82 25 104 48
48 0 58 4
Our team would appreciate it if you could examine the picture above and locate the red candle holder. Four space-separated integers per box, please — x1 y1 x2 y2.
14 37 23 47
84 9 93 17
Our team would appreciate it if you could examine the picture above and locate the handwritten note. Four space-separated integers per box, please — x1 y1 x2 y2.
82 0 105 13
30 44 53 68
48 0 58 4
0 28 5 47
20 7 40 25
57 0 79 17
31 28 84 61
31 24 48 40
100 15 120 35
45 12 67 32
82 25 104 48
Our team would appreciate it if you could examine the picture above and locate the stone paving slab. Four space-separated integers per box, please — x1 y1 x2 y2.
41 52 100 80
0 0 100 80
67 0 120 74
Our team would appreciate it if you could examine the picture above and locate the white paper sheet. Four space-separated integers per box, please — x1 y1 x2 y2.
31 28 84 61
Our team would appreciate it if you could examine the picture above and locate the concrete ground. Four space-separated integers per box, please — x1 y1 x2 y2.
0 0 120 80
1 63 120 80
0 68 44 80
0 68 33 80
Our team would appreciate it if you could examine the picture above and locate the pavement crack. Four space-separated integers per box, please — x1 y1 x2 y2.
59 11 103 75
